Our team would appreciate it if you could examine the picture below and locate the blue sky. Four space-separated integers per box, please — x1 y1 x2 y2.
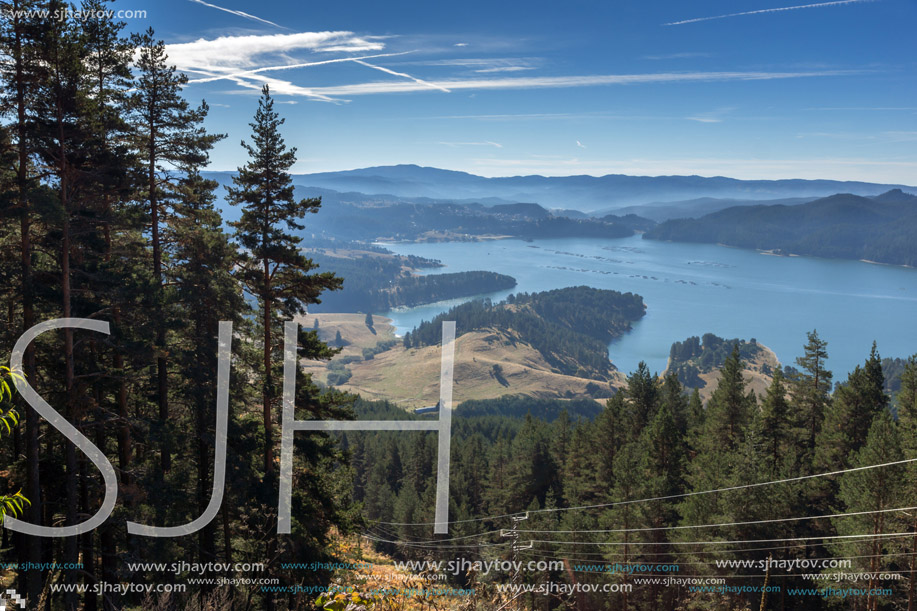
113 0 916 182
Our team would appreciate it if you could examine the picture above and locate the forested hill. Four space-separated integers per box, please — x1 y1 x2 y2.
667 334 770 389
406 287 646 379
306 247 517 312
643 189 917 266
283 188 652 242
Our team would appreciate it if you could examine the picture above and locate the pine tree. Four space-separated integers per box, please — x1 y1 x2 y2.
227 84 341 479
402 433 434 496
702 344 752 452
382 437 403 495
639 403 685 511
817 345 887 473
685 387 704 458
834 411 904 611
635 401 685 608
759 369 790 476
603 441 642 611
29 6 96 601
896 356 917 611
393 484 420 545
563 421 602 506
77 8 136 606
504 415 559 511
551 408 571 474
626 361 659 430
0 8 368 607
483 437 511 516
171 161 244 578
0 0 44 600
678 345 755 598
130 28 219 473
80 0 134 254
792 330 832 454
452 433 487 518
725 412 795 576
595 392 627 491
660 371 689 435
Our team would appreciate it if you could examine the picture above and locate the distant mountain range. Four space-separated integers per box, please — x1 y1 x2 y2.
203 167 917 265
279 165 914 212
644 190 917 266
203 173 651 241
204 165 915 215
603 196 815 222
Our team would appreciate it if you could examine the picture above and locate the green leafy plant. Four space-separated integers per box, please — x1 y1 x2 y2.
0 365 23 435
315 590 377 610
0 365 29 524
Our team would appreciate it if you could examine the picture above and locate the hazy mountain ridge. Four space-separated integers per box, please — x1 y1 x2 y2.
204 168 917 266
205 165 915 221
605 196 815 222
283 164 915 211
644 190 917 266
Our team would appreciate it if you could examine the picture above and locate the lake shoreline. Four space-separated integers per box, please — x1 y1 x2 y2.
378 235 917 379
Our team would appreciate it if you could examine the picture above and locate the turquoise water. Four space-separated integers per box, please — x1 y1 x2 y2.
378 235 917 378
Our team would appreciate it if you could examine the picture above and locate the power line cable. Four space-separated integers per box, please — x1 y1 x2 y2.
373 456 917 527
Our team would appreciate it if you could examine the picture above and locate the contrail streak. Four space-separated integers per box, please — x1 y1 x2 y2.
185 52 413 84
188 0 286 29
664 0 872 26
353 59 451 93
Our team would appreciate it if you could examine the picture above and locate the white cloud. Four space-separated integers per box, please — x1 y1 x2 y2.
304 70 858 97
167 33 861 105
166 31 391 101
685 106 738 124
187 0 285 29
643 52 712 60
434 112 626 121
884 131 917 142
475 66 535 73
804 106 917 111
397 57 540 74
665 0 873 26
166 31 385 74
796 131 917 143
440 141 503 148
185 52 412 84
216 73 342 103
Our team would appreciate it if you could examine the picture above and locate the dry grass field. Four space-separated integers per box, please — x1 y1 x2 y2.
299 313 780 410
298 313 620 410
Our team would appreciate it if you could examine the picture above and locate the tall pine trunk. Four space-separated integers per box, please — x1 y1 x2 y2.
908 517 917 611
149 123 170 474
10 1 43 600
58 114 79 611
263 259 273 477
196 317 216 586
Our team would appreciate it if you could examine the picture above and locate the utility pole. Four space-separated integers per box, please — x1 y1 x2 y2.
760 554 772 611
499 512 529 610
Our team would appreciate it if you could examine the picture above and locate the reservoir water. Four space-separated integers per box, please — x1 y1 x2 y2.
378 235 917 378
